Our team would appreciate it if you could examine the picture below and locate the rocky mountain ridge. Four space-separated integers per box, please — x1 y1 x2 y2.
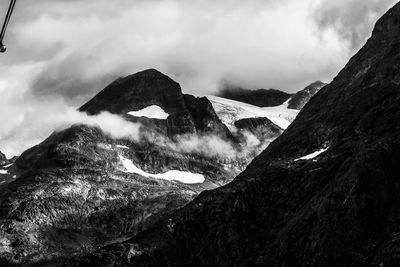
77 2 400 266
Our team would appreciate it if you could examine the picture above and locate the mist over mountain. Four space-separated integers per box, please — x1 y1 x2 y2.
0 67 292 265
0 1 399 266
75 2 400 266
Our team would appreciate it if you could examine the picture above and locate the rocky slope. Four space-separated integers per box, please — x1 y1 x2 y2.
217 84 292 107
287 80 327 109
78 2 400 266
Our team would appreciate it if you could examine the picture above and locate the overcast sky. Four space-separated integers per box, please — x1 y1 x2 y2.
0 0 397 157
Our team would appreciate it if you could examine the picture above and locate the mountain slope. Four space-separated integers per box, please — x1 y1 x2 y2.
287 80 327 109
79 2 400 266
217 84 292 107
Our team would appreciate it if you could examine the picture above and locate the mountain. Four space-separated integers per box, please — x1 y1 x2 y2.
78 2 400 266
80 69 232 138
0 69 289 265
288 81 327 109
216 83 292 107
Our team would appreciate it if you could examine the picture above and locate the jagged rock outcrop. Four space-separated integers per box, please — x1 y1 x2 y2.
234 117 283 148
287 81 327 109
182 94 234 141
217 84 292 107
0 151 7 165
78 2 400 266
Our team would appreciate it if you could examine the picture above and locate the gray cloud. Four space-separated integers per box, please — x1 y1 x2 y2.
314 0 398 50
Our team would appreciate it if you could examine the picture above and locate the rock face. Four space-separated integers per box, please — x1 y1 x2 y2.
0 151 7 165
234 117 282 143
287 81 327 109
217 84 292 107
80 69 185 116
79 2 400 266
182 94 234 140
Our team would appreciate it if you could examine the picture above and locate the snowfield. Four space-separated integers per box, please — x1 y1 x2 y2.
207 96 299 130
119 155 205 184
295 148 329 161
128 105 169 119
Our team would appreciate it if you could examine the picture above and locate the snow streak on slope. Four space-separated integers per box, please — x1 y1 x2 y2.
128 105 169 119
119 155 205 184
295 148 329 161
116 145 129 149
207 96 299 130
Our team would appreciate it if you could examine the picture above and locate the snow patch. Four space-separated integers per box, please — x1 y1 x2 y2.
207 95 299 130
116 145 129 149
0 170 8 175
2 164 13 168
295 148 329 161
128 105 169 119
119 155 205 184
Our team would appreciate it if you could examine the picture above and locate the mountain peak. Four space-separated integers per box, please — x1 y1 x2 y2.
134 68 164 76
79 69 185 116
373 2 400 36
0 150 7 165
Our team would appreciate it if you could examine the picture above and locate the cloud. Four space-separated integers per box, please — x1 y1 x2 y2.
0 62 141 157
0 101 142 158
313 0 398 49
0 0 397 157
3 0 349 100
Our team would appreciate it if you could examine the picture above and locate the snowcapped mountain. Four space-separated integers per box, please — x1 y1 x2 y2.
80 2 400 266
0 69 294 265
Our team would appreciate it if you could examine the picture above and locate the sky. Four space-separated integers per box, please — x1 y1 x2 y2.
0 0 397 157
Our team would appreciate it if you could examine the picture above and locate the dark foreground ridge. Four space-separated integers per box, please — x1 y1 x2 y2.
79 2 400 266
